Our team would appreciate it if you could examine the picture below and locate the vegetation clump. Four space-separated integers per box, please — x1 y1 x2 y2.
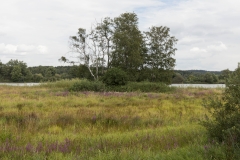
203 68 240 159
102 68 128 86
69 79 105 92
67 79 173 93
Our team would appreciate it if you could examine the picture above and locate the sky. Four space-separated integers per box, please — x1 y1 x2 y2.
1 0 240 71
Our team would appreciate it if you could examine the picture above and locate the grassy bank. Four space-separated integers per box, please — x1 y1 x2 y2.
0 82 225 159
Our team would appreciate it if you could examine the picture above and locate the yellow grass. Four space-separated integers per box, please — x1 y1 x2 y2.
0 85 224 159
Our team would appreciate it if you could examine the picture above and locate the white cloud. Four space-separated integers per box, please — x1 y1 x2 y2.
0 56 11 63
189 42 227 54
17 44 35 52
207 42 227 52
0 43 17 54
37 45 48 53
190 47 207 53
179 37 203 45
0 43 48 55
0 0 240 70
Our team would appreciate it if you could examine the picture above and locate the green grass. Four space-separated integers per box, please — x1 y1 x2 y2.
40 78 82 90
0 81 225 159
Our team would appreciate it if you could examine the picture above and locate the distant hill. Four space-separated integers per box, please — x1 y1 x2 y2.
174 70 221 75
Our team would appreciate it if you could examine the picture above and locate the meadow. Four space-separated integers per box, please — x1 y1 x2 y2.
0 81 226 159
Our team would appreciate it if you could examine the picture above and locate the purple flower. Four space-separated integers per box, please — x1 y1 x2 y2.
36 142 43 153
25 143 34 153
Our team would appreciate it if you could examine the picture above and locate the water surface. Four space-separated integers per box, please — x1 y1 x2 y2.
0 83 40 86
170 84 225 88
0 83 225 88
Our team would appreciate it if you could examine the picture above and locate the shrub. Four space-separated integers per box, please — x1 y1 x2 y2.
69 79 105 92
68 79 173 93
102 68 128 86
202 68 240 158
40 79 81 89
106 81 173 93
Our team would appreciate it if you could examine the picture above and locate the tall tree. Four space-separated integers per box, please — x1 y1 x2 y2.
61 18 113 80
111 12 144 79
66 23 112 80
45 66 56 78
67 28 97 80
61 12 178 83
94 17 113 71
144 26 178 82
0 61 5 80
0 61 2 73
11 65 23 82
3 59 32 82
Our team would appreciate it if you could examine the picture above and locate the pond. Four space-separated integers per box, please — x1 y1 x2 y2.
0 83 40 86
170 84 225 88
0 83 226 88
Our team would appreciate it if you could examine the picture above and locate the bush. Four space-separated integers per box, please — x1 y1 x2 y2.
106 81 173 93
68 80 173 93
203 68 240 158
102 68 128 86
41 79 81 89
69 79 105 92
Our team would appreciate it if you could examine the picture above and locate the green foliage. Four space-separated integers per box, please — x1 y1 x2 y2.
203 68 240 158
106 81 173 93
62 12 177 83
174 70 223 84
203 143 227 160
70 65 93 80
95 17 113 70
11 65 23 82
0 59 33 82
69 79 105 92
41 79 81 89
172 73 185 84
67 79 173 93
204 72 218 84
0 61 5 81
111 12 145 77
219 69 232 80
144 26 177 70
32 74 44 82
45 66 56 78
102 68 128 86
139 68 174 83
0 131 12 142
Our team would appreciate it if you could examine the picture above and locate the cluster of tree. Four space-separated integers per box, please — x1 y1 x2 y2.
0 59 233 84
172 69 232 84
0 59 104 82
29 65 98 81
0 12 233 84
0 60 69 82
60 12 178 83
0 60 33 82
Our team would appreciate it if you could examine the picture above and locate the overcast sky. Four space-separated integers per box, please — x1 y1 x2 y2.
1 0 240 71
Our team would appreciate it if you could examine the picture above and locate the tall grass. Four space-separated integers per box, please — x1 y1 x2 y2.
68 79 174 93
40 78 81 90
0 84 225 159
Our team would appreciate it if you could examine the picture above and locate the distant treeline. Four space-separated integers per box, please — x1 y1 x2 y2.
172 69 231 84
0 59 83 82
0 59 170 83
0 59 231 84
